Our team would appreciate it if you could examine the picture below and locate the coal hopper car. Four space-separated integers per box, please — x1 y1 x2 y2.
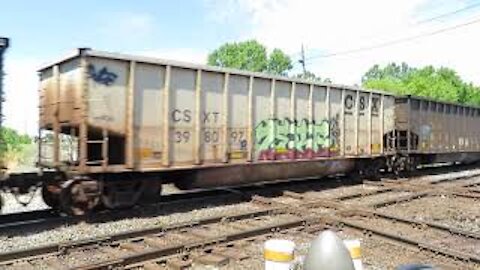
4 49 397 215
388 95 480 171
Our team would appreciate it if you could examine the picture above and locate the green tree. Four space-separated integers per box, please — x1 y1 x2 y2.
208 40 293 75
0 127 32 168
0 127 31 153
362 62 480 105
295 71 332 83
266 49 293 75
362 62 414 82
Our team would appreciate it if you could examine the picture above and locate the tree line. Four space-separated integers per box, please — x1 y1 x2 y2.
207 40 331 82
0 127 32 169
362 62 480 106
208 40 480 106
2 40 478 168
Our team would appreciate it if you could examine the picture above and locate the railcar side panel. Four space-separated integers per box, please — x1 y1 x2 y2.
343 89 356 156
133 63 165 166
39 68 54 128
312 86 331 156
329 88 343 155
371 93 382 154
200 71 225 163
253 77 273 161
227 74 249 163
87 57 127 134
396 96 480 164
383 97 395 153
169 67 196 165
38 50 397 175
294 83 310 158
58 59 82 124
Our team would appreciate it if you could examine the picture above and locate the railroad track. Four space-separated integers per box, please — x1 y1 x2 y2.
1 164 478 235
0 187 250 235
0 174 352 235
0 168 479 269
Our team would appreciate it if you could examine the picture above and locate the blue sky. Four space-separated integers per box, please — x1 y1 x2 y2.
1 1 241 59
2 0 480 134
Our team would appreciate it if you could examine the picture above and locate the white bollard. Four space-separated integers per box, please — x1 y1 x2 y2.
344 239 363 270
264 239 295 270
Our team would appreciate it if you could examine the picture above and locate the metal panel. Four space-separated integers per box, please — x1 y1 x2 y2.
53 65 60 166
87 57 128 134
383 95 395 153
343 89 356 155
58 58 82 124
39 68 56 128
126 61 135 168
227 74 249 162
79 56 88 170
200 71 224 163
38 50 403 174
194 69 202 165
294 83 309 159
312 85 330 157
357 91 370 155
370 93 382 154
133 63 165 165
252 77 271 161
221 73 230 162
169 67 196 164
329 87 342 156
162 66 171 166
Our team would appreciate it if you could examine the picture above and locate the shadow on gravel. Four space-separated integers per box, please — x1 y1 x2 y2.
1 162 477 237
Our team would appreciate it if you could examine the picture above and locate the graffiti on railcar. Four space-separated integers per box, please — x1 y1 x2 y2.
254 114 340 160
87 64 118 86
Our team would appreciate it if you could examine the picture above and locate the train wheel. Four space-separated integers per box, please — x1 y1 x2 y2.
41 183 61 210
60 179 100 216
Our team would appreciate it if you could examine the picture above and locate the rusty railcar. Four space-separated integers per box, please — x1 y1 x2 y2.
32 49 397 214
391 95 480 169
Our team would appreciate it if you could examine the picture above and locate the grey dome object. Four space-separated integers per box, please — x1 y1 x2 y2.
304 230 355 270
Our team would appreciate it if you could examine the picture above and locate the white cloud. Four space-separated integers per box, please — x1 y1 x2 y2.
207 0 480 85
99 12 155 40
3 57 40 135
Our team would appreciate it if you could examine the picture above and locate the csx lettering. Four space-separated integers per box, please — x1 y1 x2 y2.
359 96 366 111
172 109 192 123
203 112 220 123
344 94 354 110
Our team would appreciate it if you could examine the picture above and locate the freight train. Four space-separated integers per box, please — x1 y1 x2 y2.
1 48 479 215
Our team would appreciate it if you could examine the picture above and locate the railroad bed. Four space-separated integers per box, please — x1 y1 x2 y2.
0 168 479 269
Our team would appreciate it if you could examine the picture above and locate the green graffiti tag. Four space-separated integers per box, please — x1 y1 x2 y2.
254 115 339 160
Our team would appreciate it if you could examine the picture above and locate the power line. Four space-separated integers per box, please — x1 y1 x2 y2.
305 16 480 61
292 2 480 64
415 2 480 24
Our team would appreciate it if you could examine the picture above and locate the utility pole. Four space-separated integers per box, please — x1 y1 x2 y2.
299 44 307 76
0 37 9 131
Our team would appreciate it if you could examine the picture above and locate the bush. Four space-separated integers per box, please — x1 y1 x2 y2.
0 127 32 170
